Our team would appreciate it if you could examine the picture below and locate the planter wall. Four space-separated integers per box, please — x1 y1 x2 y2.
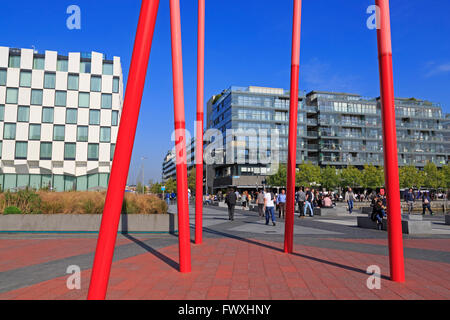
0 213 177 233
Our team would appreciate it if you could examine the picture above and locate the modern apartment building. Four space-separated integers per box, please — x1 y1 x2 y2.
201 86 449 191
0 46 123 191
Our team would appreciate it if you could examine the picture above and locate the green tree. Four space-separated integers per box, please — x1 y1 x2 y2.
266 164 287 187
296 162 321 188
361 164 384 189
320 166 338 190
423 162 443 189
442 164 450 189
187 168 196 192
165 178 177 194
150 181 163 194
339 166 362 189
399 165 424 189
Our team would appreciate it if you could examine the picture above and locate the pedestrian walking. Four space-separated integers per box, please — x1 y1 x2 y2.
304 187 314 217
405 188 415 214
264 189 276 226
225 188 237 221
277 189 287 219
345 187 356 214
422 191 433 215
297 187 306 217
257 189 265 217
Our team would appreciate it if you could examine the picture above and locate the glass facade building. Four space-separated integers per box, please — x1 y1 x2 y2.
0 47 124 191
202 86 449 191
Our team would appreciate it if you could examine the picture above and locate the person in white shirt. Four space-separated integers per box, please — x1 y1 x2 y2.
264 189 276 226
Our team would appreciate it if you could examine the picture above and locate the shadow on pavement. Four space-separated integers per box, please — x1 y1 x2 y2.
121 233 179 272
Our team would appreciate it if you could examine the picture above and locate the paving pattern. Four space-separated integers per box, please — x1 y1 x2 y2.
0 205 449 300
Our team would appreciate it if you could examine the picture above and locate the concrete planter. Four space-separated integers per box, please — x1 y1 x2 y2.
0 213 177 233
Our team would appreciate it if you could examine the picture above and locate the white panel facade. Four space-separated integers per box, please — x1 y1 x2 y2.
0 47 123 191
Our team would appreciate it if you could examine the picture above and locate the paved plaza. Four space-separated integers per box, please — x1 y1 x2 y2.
0 205 449 300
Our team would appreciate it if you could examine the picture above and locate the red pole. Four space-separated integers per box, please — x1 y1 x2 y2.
284 0 302 254
375 0 405 282
87 0 160 300
170 0 191 272
195 0 205 245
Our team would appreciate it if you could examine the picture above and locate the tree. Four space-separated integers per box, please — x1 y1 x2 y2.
442 164 450 190
423 162 443 189
296 162 321 188
361 164 384 190
339 166 362 189
320 166 338 190
150 181 163 194
165 178 177 194
266 164 287 187
399 165 424 189
187 168 196 192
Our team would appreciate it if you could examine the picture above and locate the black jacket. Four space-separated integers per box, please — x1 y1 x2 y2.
225 192 237 205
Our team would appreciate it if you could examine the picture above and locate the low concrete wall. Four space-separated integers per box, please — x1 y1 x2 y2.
357 216 432 234
0 213 177 233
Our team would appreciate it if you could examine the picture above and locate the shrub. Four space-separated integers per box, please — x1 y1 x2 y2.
4 206 22 215
1 189 42 214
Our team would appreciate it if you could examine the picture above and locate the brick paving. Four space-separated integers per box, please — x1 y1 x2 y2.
0 237 449 300
0 206 449 300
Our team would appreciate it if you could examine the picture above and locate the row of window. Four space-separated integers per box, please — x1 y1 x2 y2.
0 69 120 93
3 87 115 109
7 54 114 75
2 123 113 142
0 105 119 126
0 140 115 161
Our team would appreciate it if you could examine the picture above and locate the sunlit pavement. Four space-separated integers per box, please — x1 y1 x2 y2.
0 205 449 300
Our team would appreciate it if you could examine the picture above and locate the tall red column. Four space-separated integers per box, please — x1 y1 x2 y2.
170 0 191 272
375 0 405 282
87 0 160 300
284 0 302 254
195 0 205 245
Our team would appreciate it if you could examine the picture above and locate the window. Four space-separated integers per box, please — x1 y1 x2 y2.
8 55 20 68
100 127 111 142
80 60 91 73
6 88 18 104
3 123 16 139
101 93 112 109
89 110 100 125
53 125 65 141
77 126 88 142
64 143 76 160
17 106 30 122
110 144 115 161
0 105 4 121
40 142 52 160
91 76 101 92
42 107 54 123
68 74 79 90
15 142 28 159
55 91 67 107
33 57 45 70
31 89 43 105
29 124 41 140
0 141 2 159
66 108 77 124
113 77 119 93
88 143 99 160
111 110 119 126
19 70 32 87
78 92 90 108
103 62 113 75
44 72 56 89
0 69 6 85
57 58 68 72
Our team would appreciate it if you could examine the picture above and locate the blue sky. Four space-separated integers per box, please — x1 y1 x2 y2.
1 0 449 183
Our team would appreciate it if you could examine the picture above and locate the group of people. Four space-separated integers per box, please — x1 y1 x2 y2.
404 188 434 215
